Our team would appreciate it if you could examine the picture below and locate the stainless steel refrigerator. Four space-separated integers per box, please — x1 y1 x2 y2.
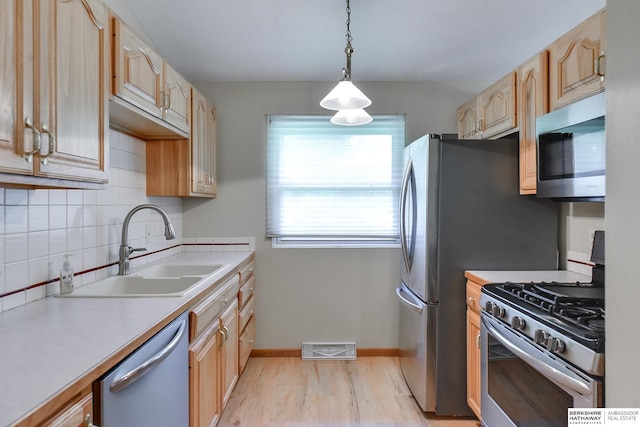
396 134 559 416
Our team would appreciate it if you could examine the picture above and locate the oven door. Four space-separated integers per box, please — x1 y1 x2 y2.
481 314 602 427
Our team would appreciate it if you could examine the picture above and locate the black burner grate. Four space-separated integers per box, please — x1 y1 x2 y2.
501 281 605 335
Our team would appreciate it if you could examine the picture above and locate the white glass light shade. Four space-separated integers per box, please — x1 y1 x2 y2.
330 108 373 126
320 80 372 110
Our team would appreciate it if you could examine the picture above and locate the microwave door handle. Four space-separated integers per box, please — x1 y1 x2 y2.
482 316 592 396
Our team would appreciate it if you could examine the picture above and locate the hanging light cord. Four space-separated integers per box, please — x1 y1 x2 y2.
343 0 354 81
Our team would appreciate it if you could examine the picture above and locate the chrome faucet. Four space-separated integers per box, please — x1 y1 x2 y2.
118 204 176 275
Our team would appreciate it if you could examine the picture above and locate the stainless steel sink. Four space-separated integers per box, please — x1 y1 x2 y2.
133 264 222 278
60 276 202 298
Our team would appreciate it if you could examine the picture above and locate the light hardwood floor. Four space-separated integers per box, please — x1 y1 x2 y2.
218 357 481 427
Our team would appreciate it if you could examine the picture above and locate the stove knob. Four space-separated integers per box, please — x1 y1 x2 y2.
534 329 549 346
484 301 495 313
511 316 526 331
491 304 506 319
547 337 566 354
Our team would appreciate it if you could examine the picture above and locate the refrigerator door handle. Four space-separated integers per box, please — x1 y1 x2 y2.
396 284 424 315
400 158 416 272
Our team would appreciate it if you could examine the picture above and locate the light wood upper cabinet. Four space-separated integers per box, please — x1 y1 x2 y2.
478 72 518 139
549 9 606 110
146 88 217 198
457 72 517 140
163 62 191 133
111 16 191 137
112 17 163 117
191 89 217 197
0 0 109 185
518 51 549 195
457 98 480 140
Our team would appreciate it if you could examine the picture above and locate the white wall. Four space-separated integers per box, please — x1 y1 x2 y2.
604 0 640 407
182 81 491 349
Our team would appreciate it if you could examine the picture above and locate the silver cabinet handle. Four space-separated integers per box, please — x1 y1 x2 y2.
39 123 56 165
109 319 186 393
23 117 42 163
595 50 606 82
219 327 227 347
84 414 97 427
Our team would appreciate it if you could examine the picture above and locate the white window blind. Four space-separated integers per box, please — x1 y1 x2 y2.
266 114 405 247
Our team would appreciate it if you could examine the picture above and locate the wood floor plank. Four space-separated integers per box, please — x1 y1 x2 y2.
218 357 480 427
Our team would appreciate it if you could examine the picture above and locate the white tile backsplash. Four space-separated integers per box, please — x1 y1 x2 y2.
0 129 184 311
0 128 254 312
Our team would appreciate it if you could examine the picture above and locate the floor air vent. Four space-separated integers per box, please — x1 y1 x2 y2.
301 342 357 360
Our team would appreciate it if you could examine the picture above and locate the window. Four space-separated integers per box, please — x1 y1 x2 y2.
266 114 405 248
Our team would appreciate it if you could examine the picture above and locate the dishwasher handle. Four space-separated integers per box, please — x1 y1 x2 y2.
110 319 187 393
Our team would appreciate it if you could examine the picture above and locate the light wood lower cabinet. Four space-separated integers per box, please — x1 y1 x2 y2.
237 260 256 373
220 300 239 410
189 275 240 427
42 392 95 427
466 279 483 419
190 318 222 427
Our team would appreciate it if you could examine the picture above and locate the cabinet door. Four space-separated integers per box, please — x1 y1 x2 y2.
112 17 163 118
189 322 221 427
205 103 217 196
457 97 479 140
44 392 94 427
466 309 481 419
478 72 517 139
191 89 208 195
519 51 548 195
36 0 109 182
549 9 605 110
220 299 239 411
163 62 191 133
0 0 34 175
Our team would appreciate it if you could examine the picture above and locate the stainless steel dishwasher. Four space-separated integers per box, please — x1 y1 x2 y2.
95 312 189 426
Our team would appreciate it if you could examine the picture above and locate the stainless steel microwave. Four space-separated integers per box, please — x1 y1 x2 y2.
536 92 605 201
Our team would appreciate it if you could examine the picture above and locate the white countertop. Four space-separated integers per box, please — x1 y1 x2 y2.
465 269 592 285
0 251 253 427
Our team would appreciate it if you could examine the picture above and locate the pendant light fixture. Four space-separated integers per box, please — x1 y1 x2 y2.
320 0 372 126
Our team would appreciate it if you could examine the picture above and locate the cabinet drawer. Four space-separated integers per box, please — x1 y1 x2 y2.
239 260 254 285
466 280 483 314
238 275 255 309
190 276 240 341
239 295 255 332
238 316 255 374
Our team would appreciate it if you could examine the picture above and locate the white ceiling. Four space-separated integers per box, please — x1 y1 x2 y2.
123 0 606 83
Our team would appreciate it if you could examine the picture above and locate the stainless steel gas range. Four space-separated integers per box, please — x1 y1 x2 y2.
480 232 605 427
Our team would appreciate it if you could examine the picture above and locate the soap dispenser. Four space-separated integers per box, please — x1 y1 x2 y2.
60 254 74 295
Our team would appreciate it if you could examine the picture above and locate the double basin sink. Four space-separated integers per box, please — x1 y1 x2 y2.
61 264 224 298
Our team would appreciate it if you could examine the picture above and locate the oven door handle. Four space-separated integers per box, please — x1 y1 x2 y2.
482 315 592 396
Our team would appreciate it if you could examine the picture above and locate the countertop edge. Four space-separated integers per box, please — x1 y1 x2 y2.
464 269 592 286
